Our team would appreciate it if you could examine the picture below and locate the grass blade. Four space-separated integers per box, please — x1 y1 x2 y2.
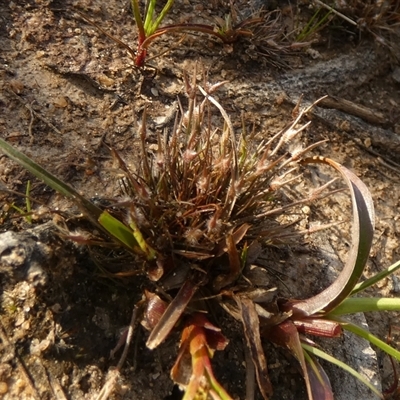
351 260 400 295
328 297 400 315
98 211 142 253
150 0 175 34
303 350 334 400
301 343 383 399
332 317 400 362
131 0 145 40
0 137 103 221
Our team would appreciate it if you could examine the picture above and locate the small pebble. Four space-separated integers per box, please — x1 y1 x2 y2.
54 96 68 108
364 137 371 148
392 275 400 294
306 48 321 59
302 205 311 214
0 381 8 394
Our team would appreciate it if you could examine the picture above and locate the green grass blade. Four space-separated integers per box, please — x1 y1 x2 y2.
301 343 383 399
206 371 233 400
131 0 145 40
0 137 103 220
150 0 174 34
10 180 32 224
303 349 334 399
10 203 25 215
98 211 142 253
98 210 157 260
298 8 333 42
128 218 157 261
297 8 321 42
332 317 400 362
351 260 400 295
329 297 400 315
144 0 157 34
0 137 154 253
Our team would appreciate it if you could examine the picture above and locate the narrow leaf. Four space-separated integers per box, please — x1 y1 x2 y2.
98 211 142 252
265 320 313 400
146 272 202 349
128 216 158 261
25 180 32 223
213 235 242 291
150 0 175 34
329 297 400 316
143 0 157 33
301 343 383 399
284 157 375 317
0 138 159 255
303 350 333 400
351 259 400 295
332 317 400 362
0 137 103 221
236 297 273 399
214 224 250 257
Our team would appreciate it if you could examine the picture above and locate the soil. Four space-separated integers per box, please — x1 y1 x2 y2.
0 1 400 400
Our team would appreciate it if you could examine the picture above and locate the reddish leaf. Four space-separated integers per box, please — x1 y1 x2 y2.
141 291 168 331
171 313 231 400
283 157 375 318
265 320 313 400
304 351 334 400
146 271 203 349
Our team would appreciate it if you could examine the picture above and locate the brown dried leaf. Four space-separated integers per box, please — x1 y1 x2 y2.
235 296 273 399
